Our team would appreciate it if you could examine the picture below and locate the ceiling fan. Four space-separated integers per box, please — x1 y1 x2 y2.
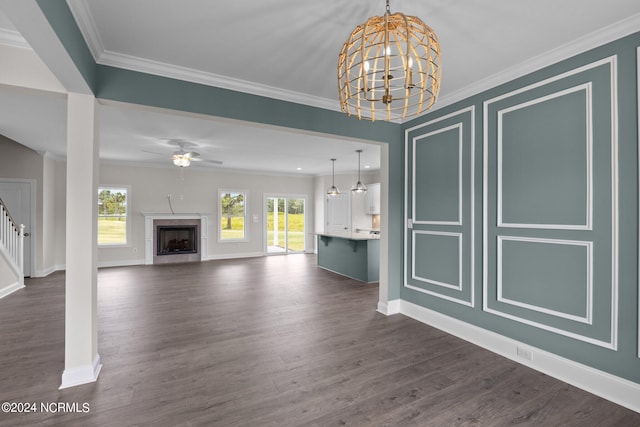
162 139 223 168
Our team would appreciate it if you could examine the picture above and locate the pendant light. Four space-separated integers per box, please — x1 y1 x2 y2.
351 149 367 193
338 0 441 121
327 158 340 196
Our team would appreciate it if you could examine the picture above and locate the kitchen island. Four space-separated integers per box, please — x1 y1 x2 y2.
316 232 380 283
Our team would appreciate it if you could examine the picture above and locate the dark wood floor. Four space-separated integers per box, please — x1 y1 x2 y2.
0 254 638 426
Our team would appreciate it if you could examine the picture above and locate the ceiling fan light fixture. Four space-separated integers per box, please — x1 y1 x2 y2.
338 0 441 122
173 156 191 167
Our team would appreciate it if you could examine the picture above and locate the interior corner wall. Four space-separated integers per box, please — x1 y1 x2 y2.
400 31 640 386
96 163 317 265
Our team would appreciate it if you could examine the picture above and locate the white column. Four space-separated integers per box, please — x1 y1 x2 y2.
60 93 102 389
377 144 396 315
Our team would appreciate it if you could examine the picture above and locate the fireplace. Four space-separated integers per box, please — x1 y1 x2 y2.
149 217 203 264
157 226 198 256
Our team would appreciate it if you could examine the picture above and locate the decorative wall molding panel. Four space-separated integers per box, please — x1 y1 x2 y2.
411 123 463 226
404 106 475 307
411 230 463 291
496 83 593 230
496 236 593 324
483 56 618 349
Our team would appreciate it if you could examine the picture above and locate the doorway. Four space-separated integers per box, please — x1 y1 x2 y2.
265 195 306 254
0 180 34 277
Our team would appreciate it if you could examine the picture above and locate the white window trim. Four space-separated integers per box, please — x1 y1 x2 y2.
98 184 131 247
218 189 248 243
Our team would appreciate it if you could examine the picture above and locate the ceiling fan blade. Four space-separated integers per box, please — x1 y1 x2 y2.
201 159 223 165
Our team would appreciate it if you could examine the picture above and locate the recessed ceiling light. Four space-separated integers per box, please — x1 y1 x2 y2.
365 165 371 169
296 167 302 171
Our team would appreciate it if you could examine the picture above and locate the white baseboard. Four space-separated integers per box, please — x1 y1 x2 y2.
39 255 268 271
400 300 640 413
0 281 25 299
35 261 148 274
205 252 264 261
317 265 377 284
97 259 145 268
33 265 56 278
59 354 102 389
377 299 401 315
32 264 66 277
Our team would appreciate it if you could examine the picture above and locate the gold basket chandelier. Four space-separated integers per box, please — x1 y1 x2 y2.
338 0 441 122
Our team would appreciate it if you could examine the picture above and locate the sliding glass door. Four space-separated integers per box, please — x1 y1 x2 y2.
265 196 305 254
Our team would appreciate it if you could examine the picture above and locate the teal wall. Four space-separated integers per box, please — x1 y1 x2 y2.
403 32 640 383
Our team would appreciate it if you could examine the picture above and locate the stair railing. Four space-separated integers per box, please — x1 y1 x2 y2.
0 197 24 276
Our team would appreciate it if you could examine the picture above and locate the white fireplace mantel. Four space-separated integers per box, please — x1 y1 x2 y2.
141 212 209 264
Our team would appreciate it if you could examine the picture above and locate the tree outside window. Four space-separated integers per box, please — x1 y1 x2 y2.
98 187 128 245
219 191 246 241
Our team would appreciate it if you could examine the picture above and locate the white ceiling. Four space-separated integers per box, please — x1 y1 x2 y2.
1 0 639 175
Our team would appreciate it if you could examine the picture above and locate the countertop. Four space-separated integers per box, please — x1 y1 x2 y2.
315 231 380 240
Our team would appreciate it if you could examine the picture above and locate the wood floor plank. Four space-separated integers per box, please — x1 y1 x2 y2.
0 254 638 426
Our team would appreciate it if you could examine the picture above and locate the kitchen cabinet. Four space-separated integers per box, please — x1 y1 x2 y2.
364 183 380 215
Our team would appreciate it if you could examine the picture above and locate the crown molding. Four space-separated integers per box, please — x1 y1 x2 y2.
66 2 640 116
66 0 102 61
65 0 346 113
98 49 341 112
0 28 30 49
432 12 640 113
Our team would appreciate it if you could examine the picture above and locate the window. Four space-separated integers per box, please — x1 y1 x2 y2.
98 186 129 245
219 190 247 241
